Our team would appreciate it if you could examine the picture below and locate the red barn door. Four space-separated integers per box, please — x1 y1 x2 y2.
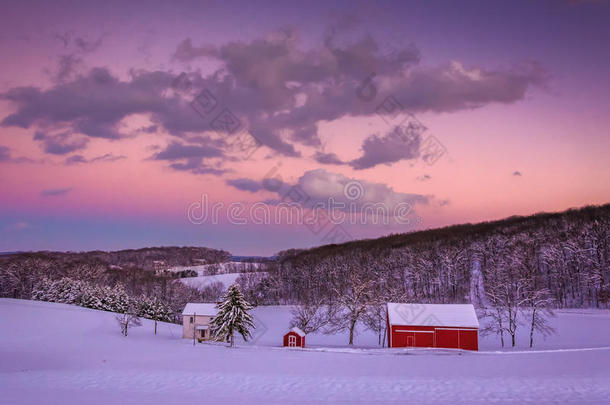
414 332 434 347
393 330 410 347
435 328 459 349
458 330 478 350
288 334 297 347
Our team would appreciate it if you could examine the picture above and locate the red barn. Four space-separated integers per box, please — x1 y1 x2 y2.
283 327 306 348
387 303 479 351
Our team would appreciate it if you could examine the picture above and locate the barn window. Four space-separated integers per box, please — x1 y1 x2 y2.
190 316 194 324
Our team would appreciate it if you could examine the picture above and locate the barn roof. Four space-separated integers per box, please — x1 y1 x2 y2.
387 303 479 328
288 326 306 337
182 303 218 316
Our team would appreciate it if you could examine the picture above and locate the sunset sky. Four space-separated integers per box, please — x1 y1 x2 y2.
1 0 609 255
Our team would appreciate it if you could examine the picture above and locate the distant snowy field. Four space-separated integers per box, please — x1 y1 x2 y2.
168 261 261 276
1 299 609 404
180 272 267 290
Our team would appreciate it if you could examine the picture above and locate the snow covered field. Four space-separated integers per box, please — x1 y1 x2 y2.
168 261 261 276
180 272 267 290
1 299 609 404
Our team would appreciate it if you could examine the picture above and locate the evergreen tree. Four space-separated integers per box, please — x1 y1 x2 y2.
210 284 255 347
80 285 101 309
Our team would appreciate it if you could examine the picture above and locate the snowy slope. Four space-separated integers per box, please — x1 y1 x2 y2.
1 299 609 404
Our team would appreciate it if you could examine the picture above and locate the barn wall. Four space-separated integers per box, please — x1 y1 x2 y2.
391 325 435 348
389 325 478 350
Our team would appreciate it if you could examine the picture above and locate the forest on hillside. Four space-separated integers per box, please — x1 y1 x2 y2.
244 204 610 310
224 204 606 346
0 246 231 271
0 246 231 321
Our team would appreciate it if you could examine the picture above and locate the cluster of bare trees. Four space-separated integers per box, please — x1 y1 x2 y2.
253 204 610 346
483 279 555 347
278 252 399 345
286 263 407 346
289 300 330 334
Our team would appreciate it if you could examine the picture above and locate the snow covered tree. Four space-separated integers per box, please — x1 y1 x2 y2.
31 278 53 302
136 295 172 334
81 284 103 309
210 284 255 347
102 285 130 313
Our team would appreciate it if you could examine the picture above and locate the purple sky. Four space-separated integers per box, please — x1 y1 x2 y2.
1 0 609 255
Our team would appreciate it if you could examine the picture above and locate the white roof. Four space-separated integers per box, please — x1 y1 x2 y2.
387 303 479 328
182 303 218 316
288 326 305 337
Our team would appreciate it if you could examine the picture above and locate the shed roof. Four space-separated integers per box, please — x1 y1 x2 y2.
182 303 218 316
387 303 479 328
287 326 306 337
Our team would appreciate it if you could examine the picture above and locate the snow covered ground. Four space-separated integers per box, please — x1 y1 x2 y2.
1 299 609 404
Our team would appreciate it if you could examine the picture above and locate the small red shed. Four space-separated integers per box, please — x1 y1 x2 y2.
387 303 479 351
283 327 306 348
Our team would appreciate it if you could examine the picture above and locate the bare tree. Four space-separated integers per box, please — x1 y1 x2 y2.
0 258 52 299
206 263 220 276
524 287 555 347
115 309 142 337
66 263 107 284
506 281 528 348
201 281 224 302
327 272 375 345
486 278 528 347
289 299 332 334
362 280 407 347
361 302 387 346
480 305 507 348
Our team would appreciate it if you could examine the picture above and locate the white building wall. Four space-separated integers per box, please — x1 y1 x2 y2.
182 314 214 339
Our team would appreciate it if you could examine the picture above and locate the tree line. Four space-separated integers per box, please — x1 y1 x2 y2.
32 277 173 322
1 246 231 272
242 204 610 346
0 250 229 323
